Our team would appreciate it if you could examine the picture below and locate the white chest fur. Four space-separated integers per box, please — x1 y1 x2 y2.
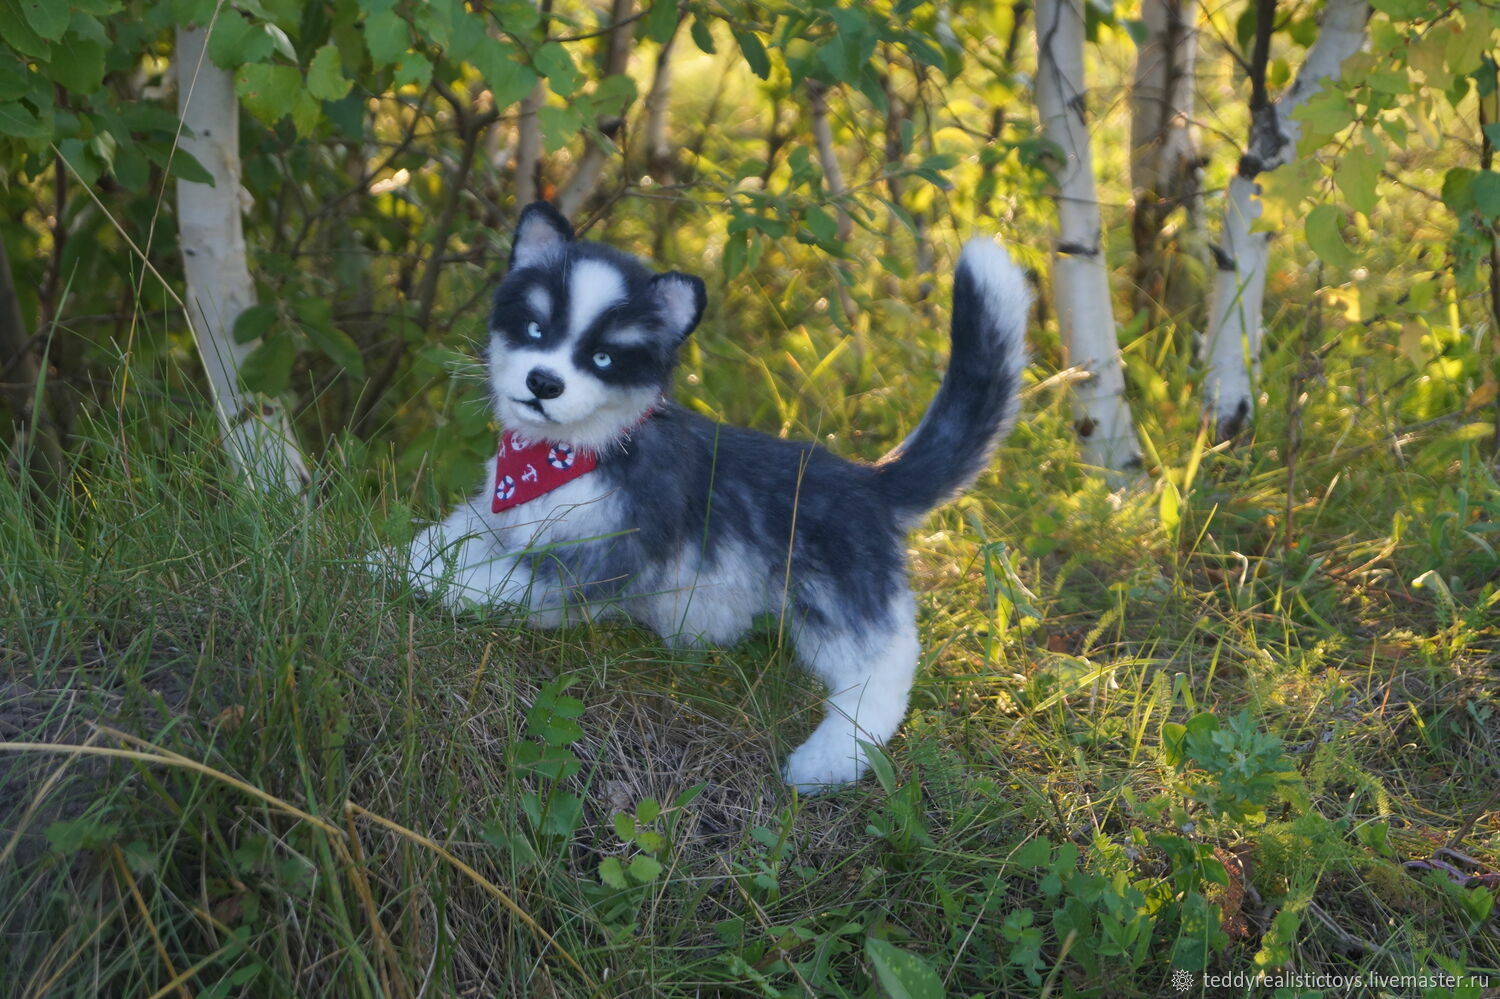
406 455 628 613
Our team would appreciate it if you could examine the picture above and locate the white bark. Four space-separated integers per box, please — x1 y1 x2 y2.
1129 0 1198 206
1035 0 1141 472
175 25 307 490
514 81 545 205
1129 0 1201 309
806 80 854 243
644 20 680 183
1201 0 1369 433
555 0 635 218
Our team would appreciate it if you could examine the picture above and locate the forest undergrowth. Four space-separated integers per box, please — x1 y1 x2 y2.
3 320 1497 997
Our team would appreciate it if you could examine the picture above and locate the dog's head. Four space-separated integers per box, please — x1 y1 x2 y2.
485 202 706 451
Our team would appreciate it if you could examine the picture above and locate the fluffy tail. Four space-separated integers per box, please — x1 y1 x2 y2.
874 238 1029 525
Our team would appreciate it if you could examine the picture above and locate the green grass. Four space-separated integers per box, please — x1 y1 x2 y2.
2 340 1498 998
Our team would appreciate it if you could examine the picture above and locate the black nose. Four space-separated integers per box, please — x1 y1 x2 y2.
525 367 564 400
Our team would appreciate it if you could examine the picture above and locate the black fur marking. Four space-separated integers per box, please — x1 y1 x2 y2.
509 201 574 270
490 241 695 391
525 404 907 627
871 255 1024 522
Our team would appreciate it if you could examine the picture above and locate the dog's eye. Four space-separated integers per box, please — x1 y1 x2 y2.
526 321 542 340
592 352 612 370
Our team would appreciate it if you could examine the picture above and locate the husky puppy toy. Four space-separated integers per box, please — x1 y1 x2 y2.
406 202 1028 791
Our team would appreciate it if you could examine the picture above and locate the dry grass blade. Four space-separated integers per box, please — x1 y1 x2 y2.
0 741 343 838
343 802 601 996
344 804 410 999
142 945 235 999
0 728 101 869
113 844 192 999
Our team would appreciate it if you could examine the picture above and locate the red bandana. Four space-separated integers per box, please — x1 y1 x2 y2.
491 430 598 513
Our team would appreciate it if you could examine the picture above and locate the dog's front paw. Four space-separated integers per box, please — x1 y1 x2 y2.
782 735 868 794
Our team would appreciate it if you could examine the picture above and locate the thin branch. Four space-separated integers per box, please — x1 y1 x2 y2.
547 6 647 43
352 102 488 438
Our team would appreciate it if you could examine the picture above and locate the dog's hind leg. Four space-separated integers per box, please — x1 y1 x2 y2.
782 594 920 792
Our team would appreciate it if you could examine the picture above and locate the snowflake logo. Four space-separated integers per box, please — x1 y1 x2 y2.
1170 968 1194 992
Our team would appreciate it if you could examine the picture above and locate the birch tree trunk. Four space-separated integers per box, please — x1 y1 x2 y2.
555 0 635 217
1129 0 1200 314
644 17 681 184
806 79 854 243
1201 0 1369 436
175 25 308 490
514 82 546 206
1035 0 1141 472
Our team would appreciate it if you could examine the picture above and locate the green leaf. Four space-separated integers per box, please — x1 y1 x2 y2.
689 15 715 54
732 28 769 79
306 44 351 100
19 0 68 40
363 9 408 65
470 37 537 109
234 304 278 344
860 740 897 794
55 138 100 187
207 14 275 68
539 792 583 837
1368 0 1425 16
589 73 636 114
0 100 47 138
139 139 215 185
0 58 29 101
239 334 296 394
306 323 365 376
1472 172 1500 219
635 797 660 824
865 938 946 999
0 0 49 57
1161 721 1187 766
723 229 748 279
803 205 838 244
537 104 580 153
1159 478 1181 534
627 854 662 882
643 0 677 44
45 818 122 854
1183 710 1219 740
392 53 432 91
534 41 582 97
1445 18 1487 76
263 23 295 62
488 0 538 34
235 62 302 127
290 91 321 137
1304 204 1357 269
598 856 628 889
168 148 214 185
46 38 106 92
1441 167 1478 214
1013 837 1052 868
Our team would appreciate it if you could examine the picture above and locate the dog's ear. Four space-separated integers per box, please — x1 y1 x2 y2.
510 202 573 270
649 271 706 343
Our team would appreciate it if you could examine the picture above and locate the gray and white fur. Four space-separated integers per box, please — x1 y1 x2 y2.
405 202 1029 791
